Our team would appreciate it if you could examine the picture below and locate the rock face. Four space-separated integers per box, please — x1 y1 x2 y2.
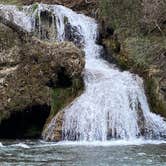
28 0 97 16
0 18 85 127
42 110 64 141
65 23 84 48
99 0 166 117
0 0 98 17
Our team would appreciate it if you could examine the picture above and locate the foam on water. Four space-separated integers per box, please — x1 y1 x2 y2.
0 4 166 142
0 142 4 147
10 143 30 149
1 139 166 149
56 139 166 147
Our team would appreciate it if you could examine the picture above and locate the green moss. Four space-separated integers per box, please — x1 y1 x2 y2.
106 35 166 72
49 78 84 120
145 78 166 117
64 16 69 25
0 0 22 5
117 36 166 116
123 36 166 70
99 0 166 117
99 0 142 36
31 3 38 12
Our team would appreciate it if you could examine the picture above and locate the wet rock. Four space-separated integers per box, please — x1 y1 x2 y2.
65 23 84 48
42 77 84 141
35 10 57 41
42 110 64 141
1 0 98 17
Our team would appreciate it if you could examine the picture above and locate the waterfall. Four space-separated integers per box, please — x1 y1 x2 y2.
1 4 166 141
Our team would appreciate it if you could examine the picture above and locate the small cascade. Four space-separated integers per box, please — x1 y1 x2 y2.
0 5 34 32
1 4 166 141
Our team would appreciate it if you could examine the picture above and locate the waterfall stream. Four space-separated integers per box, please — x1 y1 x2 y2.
1 4 166 142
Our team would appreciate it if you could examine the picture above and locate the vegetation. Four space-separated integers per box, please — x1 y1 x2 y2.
0 0 22 5
49 78 84 121
99 0 166 117
31 3 39 12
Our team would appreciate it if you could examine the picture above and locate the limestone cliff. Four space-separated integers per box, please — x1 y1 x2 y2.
0 12 85 137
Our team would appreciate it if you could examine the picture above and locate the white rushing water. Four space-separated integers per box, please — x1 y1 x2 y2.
0 4 166 142
0 5 34 32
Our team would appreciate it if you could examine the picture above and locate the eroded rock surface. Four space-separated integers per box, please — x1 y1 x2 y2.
0 21 85 123
42 110 64 141
0 0 98 17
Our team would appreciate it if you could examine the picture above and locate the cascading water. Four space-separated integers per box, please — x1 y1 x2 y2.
1 4 166 142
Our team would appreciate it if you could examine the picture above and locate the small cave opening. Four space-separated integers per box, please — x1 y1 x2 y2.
0 105 50 139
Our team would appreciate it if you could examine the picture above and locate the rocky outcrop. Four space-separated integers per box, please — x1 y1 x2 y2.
0 15 85 126
99 0 166 117
27 0 97 16
0 0 98 17
42 110 64 141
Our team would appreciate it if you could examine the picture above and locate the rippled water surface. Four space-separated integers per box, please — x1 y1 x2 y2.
1 140 166 166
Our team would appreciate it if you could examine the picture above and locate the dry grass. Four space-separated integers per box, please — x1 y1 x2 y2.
142 0 166 33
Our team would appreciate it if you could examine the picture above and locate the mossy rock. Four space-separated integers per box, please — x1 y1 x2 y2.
110 36 166 116
0 0 22 5
48 78 84 122
145 77 166 117
0 22 85 124
99 0 166 116
42 77 84 141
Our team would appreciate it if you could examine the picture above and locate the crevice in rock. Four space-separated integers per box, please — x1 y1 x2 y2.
47 67 72 88
0 105 50 139
56 67 72 88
